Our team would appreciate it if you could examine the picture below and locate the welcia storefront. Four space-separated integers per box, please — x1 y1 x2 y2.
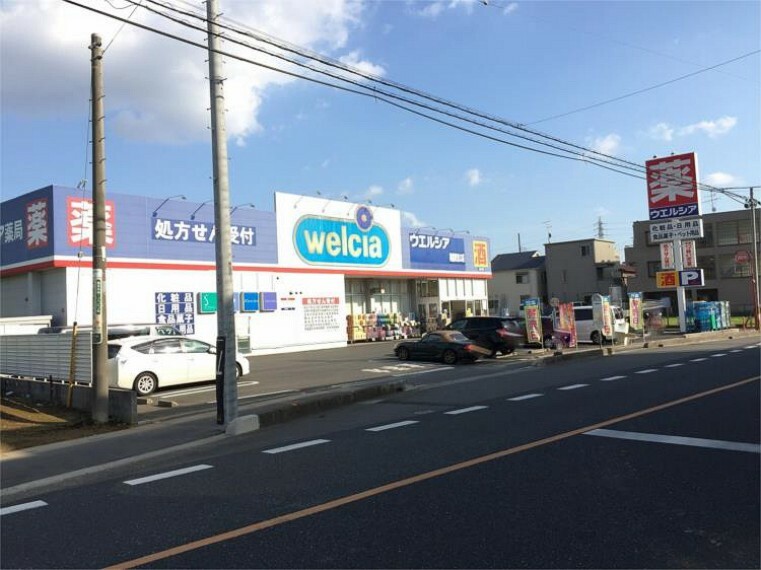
0 186 492 354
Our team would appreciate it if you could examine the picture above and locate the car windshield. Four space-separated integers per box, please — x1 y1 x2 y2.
449 331 469 342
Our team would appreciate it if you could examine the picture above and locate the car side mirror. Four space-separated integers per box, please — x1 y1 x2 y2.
208 347 217 355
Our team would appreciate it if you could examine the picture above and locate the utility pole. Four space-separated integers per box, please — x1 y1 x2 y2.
207 0 238 426
90 33 109 423
517 233 521 253
749 187 760 330
597 216 605 239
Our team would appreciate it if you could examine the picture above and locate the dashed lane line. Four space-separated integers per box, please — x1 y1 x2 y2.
690 358 708 362
124 465 213 486
585 428 761 454
0 500 47 517
445 405 489 415
557 384 589 391
262 439 331 455
710 353 727 357
635 369 658 374
600 375 626 382
366 421 419 432
665 363 685 368
508 393 543 401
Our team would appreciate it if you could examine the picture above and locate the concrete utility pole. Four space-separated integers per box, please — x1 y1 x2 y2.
90 33 109 423
206 0 238 426
749 187 760 330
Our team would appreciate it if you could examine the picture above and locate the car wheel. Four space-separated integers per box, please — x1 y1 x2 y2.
591 331 602 345
500 348 514 355
397 347 410 361
236 363 243 379
442 349 458 365
133 372 157 396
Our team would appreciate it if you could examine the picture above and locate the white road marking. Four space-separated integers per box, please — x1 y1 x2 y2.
635 369 658 374
262 439 331 454
508 393 543 401
206 389 296 404
557 384 589 391
690 358 708 362
665 363 685 368
600 375 626 382
0 500 47 517
745 345 759 349
124 464 213 486
162 381 259 398
710 353 726 357
366 420 419 432
393 367 454 377
585 429 761 454
730 349 742 353
445 405 488 415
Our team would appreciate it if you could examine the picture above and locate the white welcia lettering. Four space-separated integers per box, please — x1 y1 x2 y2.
302 227 383 259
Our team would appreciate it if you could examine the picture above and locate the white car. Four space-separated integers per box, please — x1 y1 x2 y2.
108 336 251 396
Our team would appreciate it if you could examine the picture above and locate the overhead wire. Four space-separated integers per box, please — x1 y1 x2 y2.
64 0 747 199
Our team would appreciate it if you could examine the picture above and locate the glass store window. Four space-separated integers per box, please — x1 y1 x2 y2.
718 253 751 278
697 256 716 280
717 219 752 246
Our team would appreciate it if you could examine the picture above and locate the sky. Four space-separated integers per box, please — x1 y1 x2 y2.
1 0 759 258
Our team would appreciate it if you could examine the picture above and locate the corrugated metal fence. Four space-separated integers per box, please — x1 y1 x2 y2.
0 334 92 384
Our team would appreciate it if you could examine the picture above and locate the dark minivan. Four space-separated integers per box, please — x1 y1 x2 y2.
445 316 524 357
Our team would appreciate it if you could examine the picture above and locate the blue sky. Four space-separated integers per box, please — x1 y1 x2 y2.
2 0 759 257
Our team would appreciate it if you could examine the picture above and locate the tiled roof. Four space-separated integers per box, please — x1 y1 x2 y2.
490 251 545 271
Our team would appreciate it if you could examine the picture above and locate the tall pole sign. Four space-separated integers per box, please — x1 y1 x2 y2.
646 152 702 333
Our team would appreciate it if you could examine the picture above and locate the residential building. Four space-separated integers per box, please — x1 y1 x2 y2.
545 239 622 304
624 208 760 315
488 251 546 316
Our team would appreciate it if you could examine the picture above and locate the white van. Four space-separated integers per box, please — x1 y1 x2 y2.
573 305 627 344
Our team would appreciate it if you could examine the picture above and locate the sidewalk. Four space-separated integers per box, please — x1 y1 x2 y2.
2 328 757 503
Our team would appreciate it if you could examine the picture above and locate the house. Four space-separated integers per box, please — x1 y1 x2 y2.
545 239 623 305
488 251 546 316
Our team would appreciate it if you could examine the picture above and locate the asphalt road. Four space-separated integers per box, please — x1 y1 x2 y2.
1 338 759 569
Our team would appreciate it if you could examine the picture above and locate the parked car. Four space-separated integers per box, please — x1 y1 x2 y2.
108 336 250 396
394 330 491 364
573 305 628 344
445 316 524 357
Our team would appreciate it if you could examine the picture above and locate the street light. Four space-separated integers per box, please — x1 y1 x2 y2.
190 199 213 220
152 194 186 217
230 203 255 216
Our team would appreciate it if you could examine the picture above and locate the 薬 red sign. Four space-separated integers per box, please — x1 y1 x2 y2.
645 152 701 221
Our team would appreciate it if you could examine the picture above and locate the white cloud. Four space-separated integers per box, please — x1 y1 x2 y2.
647 116 737 141
364 185 384 200
414 0 475 19
397 177 414 195
338 50 386 77
703 171 740 187
402 210 427 227
679 116 737 138
648 122 675 142
589 134 621 155
0 0 365 144
466 168 482 187
503 3 519 15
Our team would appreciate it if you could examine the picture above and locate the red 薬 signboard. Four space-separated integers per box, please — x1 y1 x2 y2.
645 152 701 221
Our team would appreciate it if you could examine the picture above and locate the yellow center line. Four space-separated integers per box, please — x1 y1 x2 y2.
106 376 759 570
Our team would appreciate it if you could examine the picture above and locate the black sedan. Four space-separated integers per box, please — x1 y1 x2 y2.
394 330 491 364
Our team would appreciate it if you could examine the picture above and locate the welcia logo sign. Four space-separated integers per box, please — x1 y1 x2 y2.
294 205 390 266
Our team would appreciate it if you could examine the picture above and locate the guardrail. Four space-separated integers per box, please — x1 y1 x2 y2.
0 333 92 384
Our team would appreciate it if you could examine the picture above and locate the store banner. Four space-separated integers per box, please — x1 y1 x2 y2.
592 294 613 339
524 298 542 344
628 292 643 331
0 187 55 266
408 233 465 269
682 240 697 268
659 242 674 269
645 152 701 221
558 302 577 348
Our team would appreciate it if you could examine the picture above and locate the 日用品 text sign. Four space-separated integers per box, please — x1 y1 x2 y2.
649 219 703 242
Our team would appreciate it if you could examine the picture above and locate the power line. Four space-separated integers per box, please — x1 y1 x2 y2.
527 50 760 125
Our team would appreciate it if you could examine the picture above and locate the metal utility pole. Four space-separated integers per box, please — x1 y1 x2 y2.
206 0 238 426
90 33 109 423
749 187 760 330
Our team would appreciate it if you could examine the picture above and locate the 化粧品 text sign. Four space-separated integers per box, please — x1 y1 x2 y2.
646 152 701 221
649 219 703 242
